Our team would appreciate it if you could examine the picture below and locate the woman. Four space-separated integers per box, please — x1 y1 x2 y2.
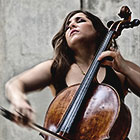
5 10 140 139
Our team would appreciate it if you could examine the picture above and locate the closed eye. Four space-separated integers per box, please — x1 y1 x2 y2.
65 17 86 32
76 17 86 23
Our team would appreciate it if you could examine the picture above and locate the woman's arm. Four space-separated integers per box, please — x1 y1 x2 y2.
123 60 140 97
5 60 53 125
98 50 140 97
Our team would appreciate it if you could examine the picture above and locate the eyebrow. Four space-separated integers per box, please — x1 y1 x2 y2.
67 16 85 25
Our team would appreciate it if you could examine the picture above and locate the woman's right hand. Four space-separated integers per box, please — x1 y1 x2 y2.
9 98 35 127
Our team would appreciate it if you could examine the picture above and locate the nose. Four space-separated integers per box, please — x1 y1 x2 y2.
69 21 77 29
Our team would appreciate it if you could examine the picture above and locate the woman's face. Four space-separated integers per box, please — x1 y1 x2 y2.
65 12 97 48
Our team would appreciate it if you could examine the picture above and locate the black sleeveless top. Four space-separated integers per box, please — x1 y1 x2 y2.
102 66 124 100
52 66 125 100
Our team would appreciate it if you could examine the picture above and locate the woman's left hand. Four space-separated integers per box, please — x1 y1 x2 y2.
98 48 129 74
98 48 140 96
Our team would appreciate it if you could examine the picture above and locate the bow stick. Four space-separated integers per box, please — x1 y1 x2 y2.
0 106 68 140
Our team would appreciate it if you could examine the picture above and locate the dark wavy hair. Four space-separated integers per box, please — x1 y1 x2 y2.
51 10 108 93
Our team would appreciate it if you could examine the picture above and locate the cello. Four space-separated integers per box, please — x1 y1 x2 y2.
0 6 140 140
43 6 140 140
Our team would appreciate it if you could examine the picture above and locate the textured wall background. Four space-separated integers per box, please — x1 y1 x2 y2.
0 0 139 140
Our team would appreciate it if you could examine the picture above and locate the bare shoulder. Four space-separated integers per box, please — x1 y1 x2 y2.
11 59 55 92
33 59 54 72
25 59 54 82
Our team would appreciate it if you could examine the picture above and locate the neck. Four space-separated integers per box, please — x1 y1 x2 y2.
74 43 97 66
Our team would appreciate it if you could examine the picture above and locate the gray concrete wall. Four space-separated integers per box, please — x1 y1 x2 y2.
0 0 139 140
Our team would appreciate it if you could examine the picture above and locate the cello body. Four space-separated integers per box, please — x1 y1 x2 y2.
44 83 131 140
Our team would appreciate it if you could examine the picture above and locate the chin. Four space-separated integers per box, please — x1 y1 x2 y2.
68 35 85 46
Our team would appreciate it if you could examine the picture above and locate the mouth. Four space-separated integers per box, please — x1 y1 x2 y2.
70 29 79 36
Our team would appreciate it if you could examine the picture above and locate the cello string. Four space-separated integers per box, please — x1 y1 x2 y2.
59 31 115 133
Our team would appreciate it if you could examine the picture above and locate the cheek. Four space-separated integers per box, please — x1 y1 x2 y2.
82 25 96 35
65 33 69 45
80 24 96 36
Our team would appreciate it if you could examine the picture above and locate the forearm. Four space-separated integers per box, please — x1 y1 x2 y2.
5 78 27 105
124 66 140 97
5 78 35 126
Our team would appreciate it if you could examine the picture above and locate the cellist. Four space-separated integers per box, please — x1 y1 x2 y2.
5 10 140 139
